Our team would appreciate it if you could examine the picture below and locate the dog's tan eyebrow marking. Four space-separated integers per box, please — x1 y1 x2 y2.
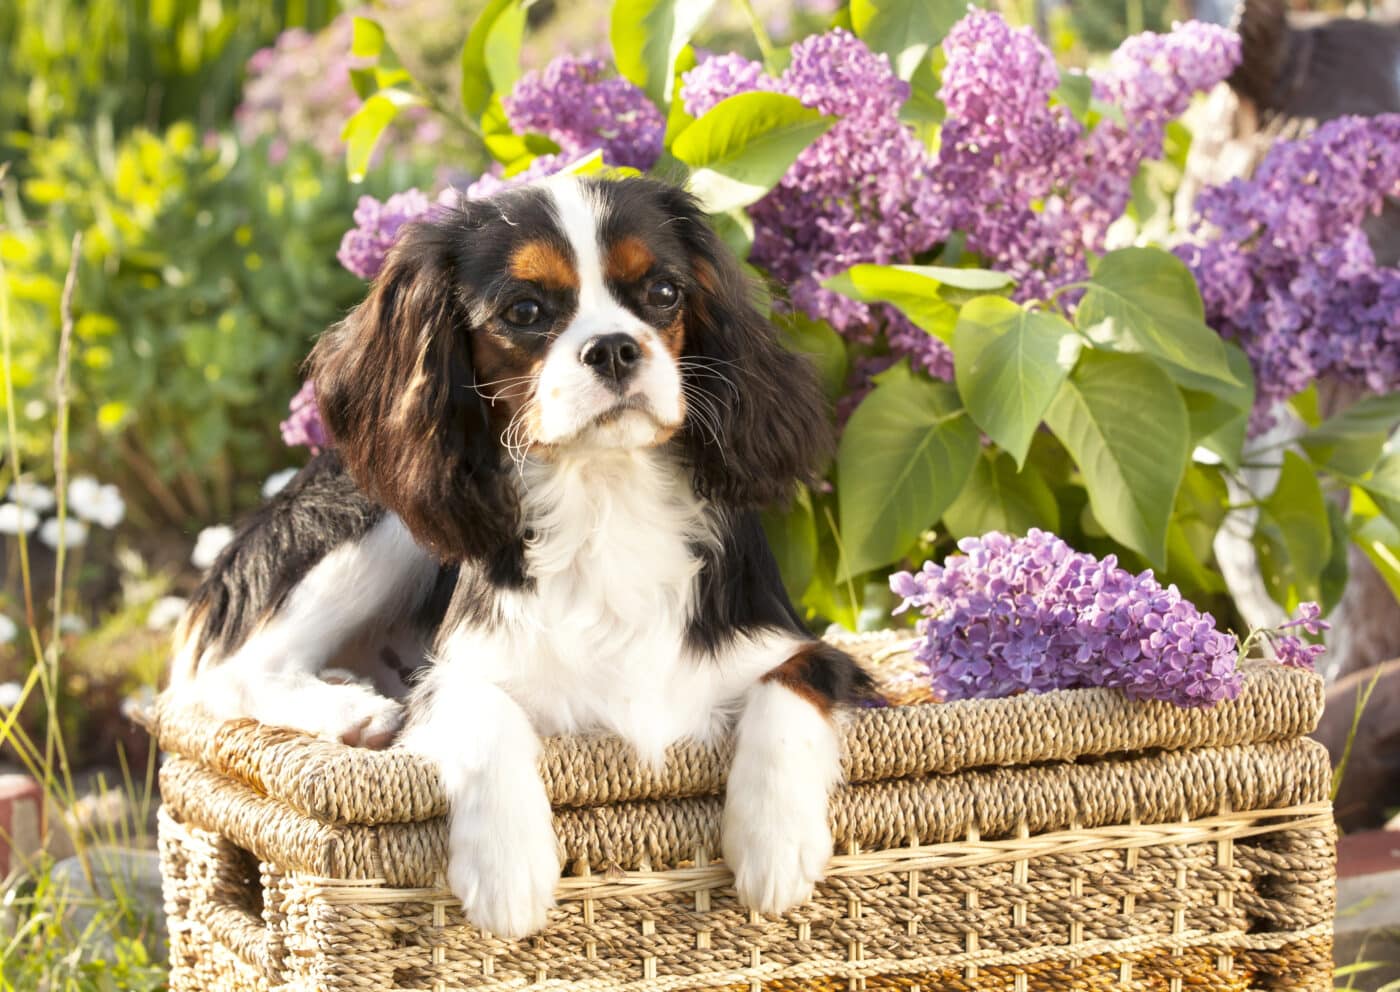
605 235 655 283
509 241 578 289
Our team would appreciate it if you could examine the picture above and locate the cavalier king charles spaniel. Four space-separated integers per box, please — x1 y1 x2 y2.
167 174 874 938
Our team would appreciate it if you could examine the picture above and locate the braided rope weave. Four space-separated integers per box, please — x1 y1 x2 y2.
154 639 1336 991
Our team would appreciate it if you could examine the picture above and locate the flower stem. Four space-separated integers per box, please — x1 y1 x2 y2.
732 0 777 67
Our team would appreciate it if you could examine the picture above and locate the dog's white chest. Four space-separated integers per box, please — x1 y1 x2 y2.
453 451 734 758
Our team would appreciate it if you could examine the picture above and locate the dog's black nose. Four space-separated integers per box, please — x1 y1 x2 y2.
580 333 643 385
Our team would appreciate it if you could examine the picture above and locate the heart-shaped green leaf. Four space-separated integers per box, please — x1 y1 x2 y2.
1044 349 1190 568
952 296 1080 468
1078 247 1239 389
851 0 964 78
837 363 979 578
671 93 833 213
611 0 715 108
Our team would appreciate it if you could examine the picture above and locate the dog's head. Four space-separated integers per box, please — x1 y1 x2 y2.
309 175 831 564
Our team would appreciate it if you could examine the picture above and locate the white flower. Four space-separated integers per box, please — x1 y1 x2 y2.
8 480 55 513
0 680 22 709
146 595 189 631
57 613 87 635
0 503 40 535
262 468 299 500
191 525 234 570
121 686 156 721
0 615 16 646
68 476 125 529
39 517 89 550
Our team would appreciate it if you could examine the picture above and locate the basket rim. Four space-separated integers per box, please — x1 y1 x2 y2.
147 639 1322 827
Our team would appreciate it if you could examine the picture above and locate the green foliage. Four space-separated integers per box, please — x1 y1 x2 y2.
1254 451 1334 611
824 264 1012 343
1076 247 1238 389
850 0 964 79
1 857 168 992
0 0 340 158
611 0 715 108
2 123 425 526
952 297 1078 467
670 93 833 212
345 0 1400 631
1044 349 1190 568
836 363 979 578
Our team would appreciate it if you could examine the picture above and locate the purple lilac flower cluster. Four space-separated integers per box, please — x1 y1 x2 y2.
337 188 460 280
682 30 952 378
934 12 1239 303
1078 21 1242 243
237 16 441 164
467 56 664 197
1266 602 1329 670
280 380 329 452
1175 114 1400 429
934 11 1084 305
890 529 1243 707
678 20 1235 375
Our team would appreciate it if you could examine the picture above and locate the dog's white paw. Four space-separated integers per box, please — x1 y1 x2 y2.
447 774 560 939
722 679 841 916
723 794 832 915
305 682 405 748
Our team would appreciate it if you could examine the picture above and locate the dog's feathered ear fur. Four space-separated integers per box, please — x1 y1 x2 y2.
664 188 834 508
309 216 521 568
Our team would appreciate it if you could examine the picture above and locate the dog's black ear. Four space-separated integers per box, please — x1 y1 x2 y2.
309 216 521 567
664 188 833 508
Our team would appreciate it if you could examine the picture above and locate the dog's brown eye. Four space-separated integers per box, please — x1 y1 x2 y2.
646 280 679 308
504 300 542 327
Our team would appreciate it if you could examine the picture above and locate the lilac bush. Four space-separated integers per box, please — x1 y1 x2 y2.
336 188 453 280
238 15 440 163
280 380 328 452
890 530 1244 707
467 56 663 197
313 3 1396 670
935 12 1239 303
683 30 951 376
676 19 1236 376
1175 114 1400 429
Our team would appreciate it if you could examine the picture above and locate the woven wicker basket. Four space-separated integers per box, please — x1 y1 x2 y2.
151 639 1336 992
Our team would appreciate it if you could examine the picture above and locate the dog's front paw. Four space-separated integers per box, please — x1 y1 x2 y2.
722 795 832 916
447 776 560 938
274 680 403 748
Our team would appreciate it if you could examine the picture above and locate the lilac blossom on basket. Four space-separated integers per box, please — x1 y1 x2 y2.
890 530 1243 707
1175 114 1400 430
682 30 950 377
1267 602 1329 671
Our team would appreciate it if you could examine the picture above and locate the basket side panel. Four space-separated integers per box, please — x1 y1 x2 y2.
159 807 278 992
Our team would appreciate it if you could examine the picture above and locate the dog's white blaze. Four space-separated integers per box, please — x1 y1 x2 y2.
533 176 683 445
